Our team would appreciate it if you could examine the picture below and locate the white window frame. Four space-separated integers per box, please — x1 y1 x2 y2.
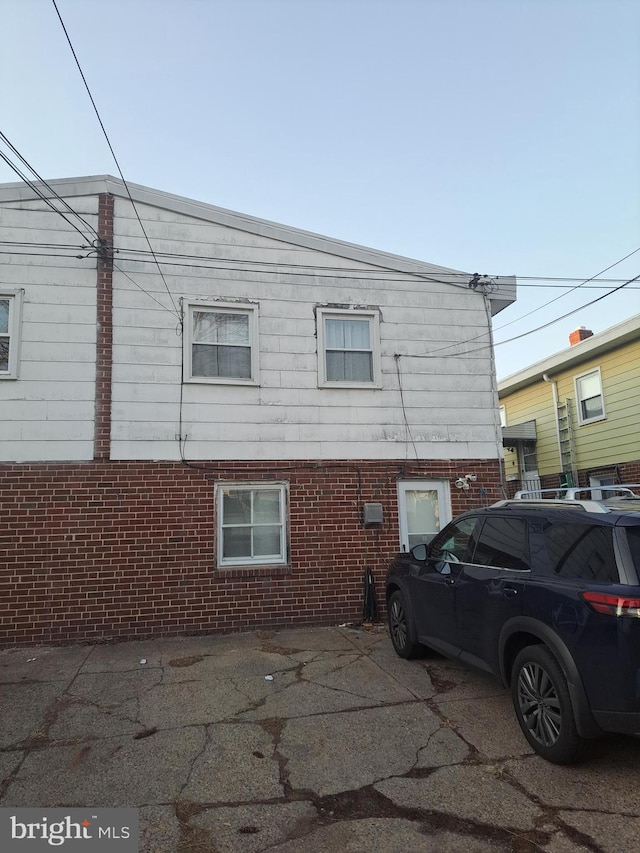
574 367 605 426
397 479 452 552
499 405 507 427
216 482 288 568
317 307 381 388
184 301 259 385
0 290 23 380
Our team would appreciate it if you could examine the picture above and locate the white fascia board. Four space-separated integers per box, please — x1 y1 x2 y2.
0 175 516 313
498 313 640 395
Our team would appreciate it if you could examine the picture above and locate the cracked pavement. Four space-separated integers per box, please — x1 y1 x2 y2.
1 626 640 852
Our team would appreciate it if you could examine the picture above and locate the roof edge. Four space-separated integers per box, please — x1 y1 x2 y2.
498 313 640 394
0 175 516 311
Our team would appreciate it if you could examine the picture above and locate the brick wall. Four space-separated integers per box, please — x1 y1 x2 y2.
0 457 503 646
538 460 640 491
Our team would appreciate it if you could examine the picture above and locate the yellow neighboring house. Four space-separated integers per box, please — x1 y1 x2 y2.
498 314 640 495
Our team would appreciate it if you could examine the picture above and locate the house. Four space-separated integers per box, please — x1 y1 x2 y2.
0 175 516 645
498 315 640 495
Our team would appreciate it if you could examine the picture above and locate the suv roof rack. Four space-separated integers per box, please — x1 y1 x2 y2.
513 484 640 501
492 498 611 513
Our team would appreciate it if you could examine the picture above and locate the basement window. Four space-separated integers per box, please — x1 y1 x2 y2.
216 482 288 567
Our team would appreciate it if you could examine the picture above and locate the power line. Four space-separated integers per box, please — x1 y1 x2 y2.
407 271 640 361
0 149 95 244
493 245 640 334
0 130 101 241
416 247 640 358
51 0 179 318
0 240 637 287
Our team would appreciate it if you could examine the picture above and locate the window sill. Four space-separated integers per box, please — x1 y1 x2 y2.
577 415 606 427
318 381 381 390
185 376 259 386
216 564 292 579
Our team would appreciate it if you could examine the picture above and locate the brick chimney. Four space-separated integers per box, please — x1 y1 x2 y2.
569 326 593 346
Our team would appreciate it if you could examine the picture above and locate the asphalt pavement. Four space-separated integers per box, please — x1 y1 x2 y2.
1 625 640 852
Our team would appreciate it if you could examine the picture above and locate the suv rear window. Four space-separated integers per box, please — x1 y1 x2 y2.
542 523 618 582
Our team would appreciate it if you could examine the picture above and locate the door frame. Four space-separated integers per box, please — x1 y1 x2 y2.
397 479 452 553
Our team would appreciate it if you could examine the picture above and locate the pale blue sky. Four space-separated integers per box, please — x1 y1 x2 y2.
2 0 639 378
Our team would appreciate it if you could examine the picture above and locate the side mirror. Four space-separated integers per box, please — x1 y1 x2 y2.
410 543 428 561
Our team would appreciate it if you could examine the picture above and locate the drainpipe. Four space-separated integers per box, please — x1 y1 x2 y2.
542 373 562 473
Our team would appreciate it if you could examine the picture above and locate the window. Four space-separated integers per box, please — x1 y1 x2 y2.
499 405 507 428
216 483 287 567
471 517 529 571
185 302 258 383
0 290 23 379
317 308 380 386
542 523 618 582
430 517 479 563
575 368 605 425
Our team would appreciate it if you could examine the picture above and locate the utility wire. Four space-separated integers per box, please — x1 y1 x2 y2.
0 149 94 244
406 271 640 361
493 245 640 334
416 247 640 358
51 0 179 317
0 130 101 241
0 240 636 287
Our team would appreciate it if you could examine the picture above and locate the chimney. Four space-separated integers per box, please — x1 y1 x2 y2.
569 326 593 346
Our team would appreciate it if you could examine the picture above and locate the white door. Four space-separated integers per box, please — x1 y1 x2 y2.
397 480 452 552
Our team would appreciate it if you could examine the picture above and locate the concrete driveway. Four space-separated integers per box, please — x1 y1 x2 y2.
1 625 639 852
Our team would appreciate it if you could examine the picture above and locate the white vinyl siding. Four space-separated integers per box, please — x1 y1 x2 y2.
317 308 380 388
216 482 287 567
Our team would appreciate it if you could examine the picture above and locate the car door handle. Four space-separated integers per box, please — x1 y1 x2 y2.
445 577 456 586
503 587 518 598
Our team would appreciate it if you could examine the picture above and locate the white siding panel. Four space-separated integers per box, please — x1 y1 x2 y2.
2 441 95 462
3 421 94 441
0 199 98 462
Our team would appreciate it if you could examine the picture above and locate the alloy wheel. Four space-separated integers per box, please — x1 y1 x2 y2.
517 660 562 747
389 597 408 651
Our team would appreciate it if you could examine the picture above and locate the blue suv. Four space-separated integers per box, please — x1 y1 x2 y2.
386 489 640 763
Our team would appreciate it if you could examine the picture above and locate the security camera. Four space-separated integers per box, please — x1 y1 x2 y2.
466 473 477 482
455 478 466 489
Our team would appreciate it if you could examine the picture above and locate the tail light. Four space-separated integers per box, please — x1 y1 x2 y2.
581 591 640 618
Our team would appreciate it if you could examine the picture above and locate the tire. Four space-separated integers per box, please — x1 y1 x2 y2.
388 590 421 659
511 645 591 764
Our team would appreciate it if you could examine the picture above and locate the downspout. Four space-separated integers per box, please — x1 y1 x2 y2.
542 373 562 473
484 295 508 499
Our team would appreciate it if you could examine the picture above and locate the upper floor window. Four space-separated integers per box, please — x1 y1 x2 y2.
317 308 381 387
185 301 258 384
575 368 605 425
0 290 23 380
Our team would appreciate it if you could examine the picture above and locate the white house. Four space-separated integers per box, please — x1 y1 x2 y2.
0 176 516 645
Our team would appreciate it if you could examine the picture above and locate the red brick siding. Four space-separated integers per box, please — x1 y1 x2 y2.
0 458 503 646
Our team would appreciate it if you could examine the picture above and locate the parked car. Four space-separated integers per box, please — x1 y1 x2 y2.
386 488 640 763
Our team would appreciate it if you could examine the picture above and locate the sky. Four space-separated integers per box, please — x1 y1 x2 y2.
1 0 639 380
